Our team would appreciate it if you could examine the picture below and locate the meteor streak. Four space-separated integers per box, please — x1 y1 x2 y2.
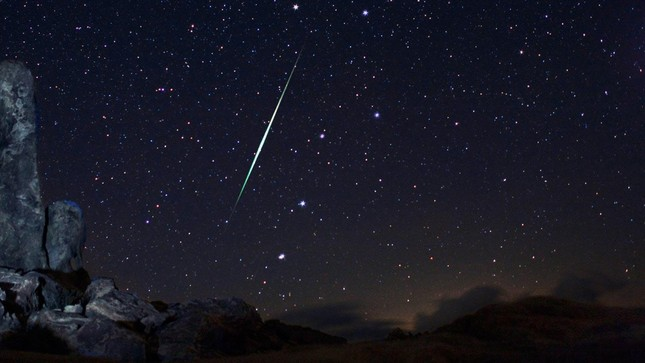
228 48 303 221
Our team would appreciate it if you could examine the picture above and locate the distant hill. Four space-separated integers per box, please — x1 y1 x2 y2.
211 296 645 362
428 296 645 361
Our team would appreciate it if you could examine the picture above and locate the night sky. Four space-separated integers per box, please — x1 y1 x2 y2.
3 1 643 339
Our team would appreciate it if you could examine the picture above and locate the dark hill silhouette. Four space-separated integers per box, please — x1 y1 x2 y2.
430 296 645 361
206 296 645 362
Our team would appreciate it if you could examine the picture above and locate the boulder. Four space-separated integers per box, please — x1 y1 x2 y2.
83 278 166 334
0 268 84 329
45 200 86 272
0 60 47 271
28 310 147 361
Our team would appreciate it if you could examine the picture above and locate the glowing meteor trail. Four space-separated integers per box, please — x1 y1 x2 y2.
229 49 303 220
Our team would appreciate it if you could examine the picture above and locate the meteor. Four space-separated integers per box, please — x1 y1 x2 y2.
228 48 303 220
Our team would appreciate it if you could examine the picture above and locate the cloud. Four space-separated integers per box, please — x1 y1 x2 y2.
414 286 505 332
552 273 630 304
596 282 645 308
279 302 401 341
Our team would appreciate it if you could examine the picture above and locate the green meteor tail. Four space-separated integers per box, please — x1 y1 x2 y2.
228 48 303 222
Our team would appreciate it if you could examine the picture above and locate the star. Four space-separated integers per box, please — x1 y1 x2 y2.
298 200 306 207
374 112 380 118
293 4 299 11
362 9 369 16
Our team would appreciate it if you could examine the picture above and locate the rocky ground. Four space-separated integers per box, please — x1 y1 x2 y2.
1 296 643 362
0 267 346 361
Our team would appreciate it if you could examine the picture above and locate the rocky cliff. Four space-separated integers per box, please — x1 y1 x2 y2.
0 60 47 270
0 60 345 361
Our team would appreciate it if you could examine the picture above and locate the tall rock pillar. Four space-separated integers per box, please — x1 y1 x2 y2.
0 60 48 270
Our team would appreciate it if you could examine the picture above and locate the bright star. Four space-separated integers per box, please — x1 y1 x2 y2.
374 112 380 118
319 133 325 139
293 4 299 10
362 9 369 16
298 200 306 207
278 253 286 260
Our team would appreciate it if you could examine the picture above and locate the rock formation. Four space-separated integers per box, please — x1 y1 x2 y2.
0 61 87 273
0 60 346 361
0 60 47 270
45 201 86 273
0 267 345 361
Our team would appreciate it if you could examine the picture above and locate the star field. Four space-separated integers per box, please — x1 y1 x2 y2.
3 1 643 338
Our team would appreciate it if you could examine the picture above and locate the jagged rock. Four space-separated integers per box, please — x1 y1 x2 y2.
0 60 47 271
28 310 147 361
0 268 83 328
45 201 85 272
23 271 82 310
156 298 266 361
0 270 346 361
0 268 40 323
84 278 166 334
34 268 91 296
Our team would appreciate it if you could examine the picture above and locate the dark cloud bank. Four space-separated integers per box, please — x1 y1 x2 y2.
282 273 643 341
414 286 506 333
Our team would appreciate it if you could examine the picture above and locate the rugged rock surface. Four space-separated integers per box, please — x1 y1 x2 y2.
0 60 47 271
83 278 165 334
27 310 147 361
0 267 88 344
0 271 154 360
0 271 345 361
45 201 86 273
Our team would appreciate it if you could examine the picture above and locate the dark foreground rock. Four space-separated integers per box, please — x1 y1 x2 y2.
0 268 87 324
28 310 147 361
156 298 264 361
0 271 346 361
156 298 347 361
